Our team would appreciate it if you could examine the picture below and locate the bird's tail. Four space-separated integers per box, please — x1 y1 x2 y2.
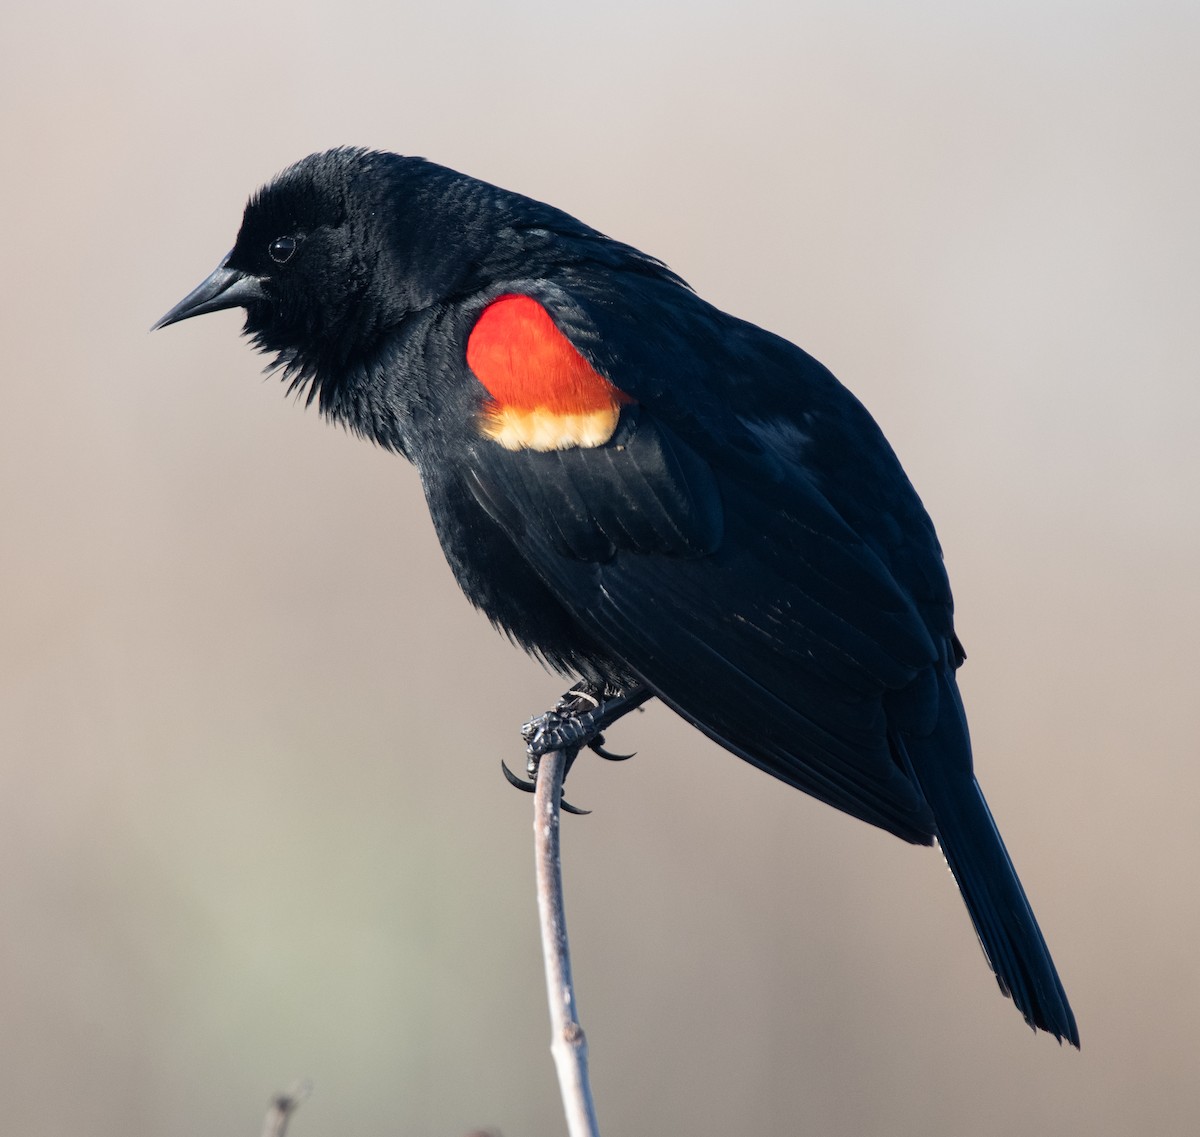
900 673 1079 1047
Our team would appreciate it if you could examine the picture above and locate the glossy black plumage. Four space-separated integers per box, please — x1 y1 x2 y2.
157 147 1078 1046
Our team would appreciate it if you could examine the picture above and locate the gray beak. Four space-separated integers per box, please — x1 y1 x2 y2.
153 256 267 330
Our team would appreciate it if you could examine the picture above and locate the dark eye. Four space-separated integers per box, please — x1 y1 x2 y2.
268 236 298 264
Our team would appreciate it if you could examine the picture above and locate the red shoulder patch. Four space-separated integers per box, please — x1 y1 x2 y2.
467 294 630 414
466 295 633 451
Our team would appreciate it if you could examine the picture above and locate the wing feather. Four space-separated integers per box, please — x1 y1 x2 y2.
465 409 940 841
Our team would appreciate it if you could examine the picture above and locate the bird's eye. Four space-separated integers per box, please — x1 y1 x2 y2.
268 236 298 264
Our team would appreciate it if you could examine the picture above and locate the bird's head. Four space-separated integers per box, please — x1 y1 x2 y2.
155 147 489 395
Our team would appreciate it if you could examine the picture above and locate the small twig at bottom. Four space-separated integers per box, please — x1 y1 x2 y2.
260 1080 312 1137
533 747 600 1137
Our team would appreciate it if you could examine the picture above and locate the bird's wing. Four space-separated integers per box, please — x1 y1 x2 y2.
446 269 964 840
499 268 958 635
463 397 940 843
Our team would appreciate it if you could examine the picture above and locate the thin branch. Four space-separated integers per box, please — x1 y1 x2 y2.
260 1081 312 1137
533 747 600 1137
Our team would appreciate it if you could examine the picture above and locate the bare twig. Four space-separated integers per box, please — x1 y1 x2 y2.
533 747 600 1137
260 1080 312 1137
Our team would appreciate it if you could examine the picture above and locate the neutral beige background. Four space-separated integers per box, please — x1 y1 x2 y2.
2 2 1197 1134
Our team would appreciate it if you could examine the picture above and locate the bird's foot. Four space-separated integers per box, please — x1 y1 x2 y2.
500 683 652 814
522 683 651 761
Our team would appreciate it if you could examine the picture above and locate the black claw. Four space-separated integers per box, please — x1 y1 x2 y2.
589 735 635 762
501 759 537 794
503 758 591 814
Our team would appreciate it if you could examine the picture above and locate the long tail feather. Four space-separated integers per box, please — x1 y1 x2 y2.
900 673 1079 1046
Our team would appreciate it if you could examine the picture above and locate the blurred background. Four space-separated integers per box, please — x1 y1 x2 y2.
2 1 1197 1134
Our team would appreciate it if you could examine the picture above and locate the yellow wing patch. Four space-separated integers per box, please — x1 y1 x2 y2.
480 403 623 452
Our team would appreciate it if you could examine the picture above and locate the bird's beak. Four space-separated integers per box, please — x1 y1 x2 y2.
153 255 267 330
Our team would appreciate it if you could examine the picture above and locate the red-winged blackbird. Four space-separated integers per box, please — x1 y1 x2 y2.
156 147 1078 1046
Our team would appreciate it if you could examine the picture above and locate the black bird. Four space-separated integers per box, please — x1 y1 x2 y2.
156 147 1078 1045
